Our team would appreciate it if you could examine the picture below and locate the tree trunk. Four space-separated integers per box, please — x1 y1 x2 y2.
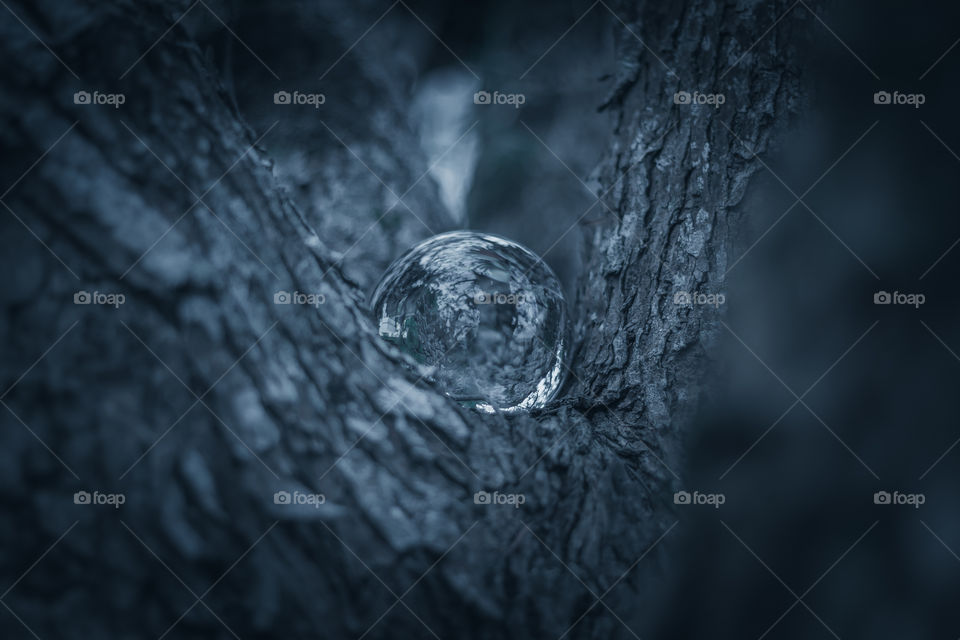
0 0 799 637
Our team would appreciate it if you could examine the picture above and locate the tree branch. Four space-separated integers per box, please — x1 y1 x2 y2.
0 0 800 637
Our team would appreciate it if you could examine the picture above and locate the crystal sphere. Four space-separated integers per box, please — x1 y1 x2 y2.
370 231 569 413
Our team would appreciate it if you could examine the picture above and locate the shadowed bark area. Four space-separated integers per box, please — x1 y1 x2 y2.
0 0 799 637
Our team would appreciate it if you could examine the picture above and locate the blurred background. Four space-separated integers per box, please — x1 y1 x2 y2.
660 2 960 637
212 0 614 301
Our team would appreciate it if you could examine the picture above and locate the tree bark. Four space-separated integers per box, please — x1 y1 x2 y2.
0 0 799 638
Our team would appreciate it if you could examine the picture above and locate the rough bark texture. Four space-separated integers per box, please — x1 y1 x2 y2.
0 0 799 638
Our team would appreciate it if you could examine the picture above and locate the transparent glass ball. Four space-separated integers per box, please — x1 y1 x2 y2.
370 231 569 413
